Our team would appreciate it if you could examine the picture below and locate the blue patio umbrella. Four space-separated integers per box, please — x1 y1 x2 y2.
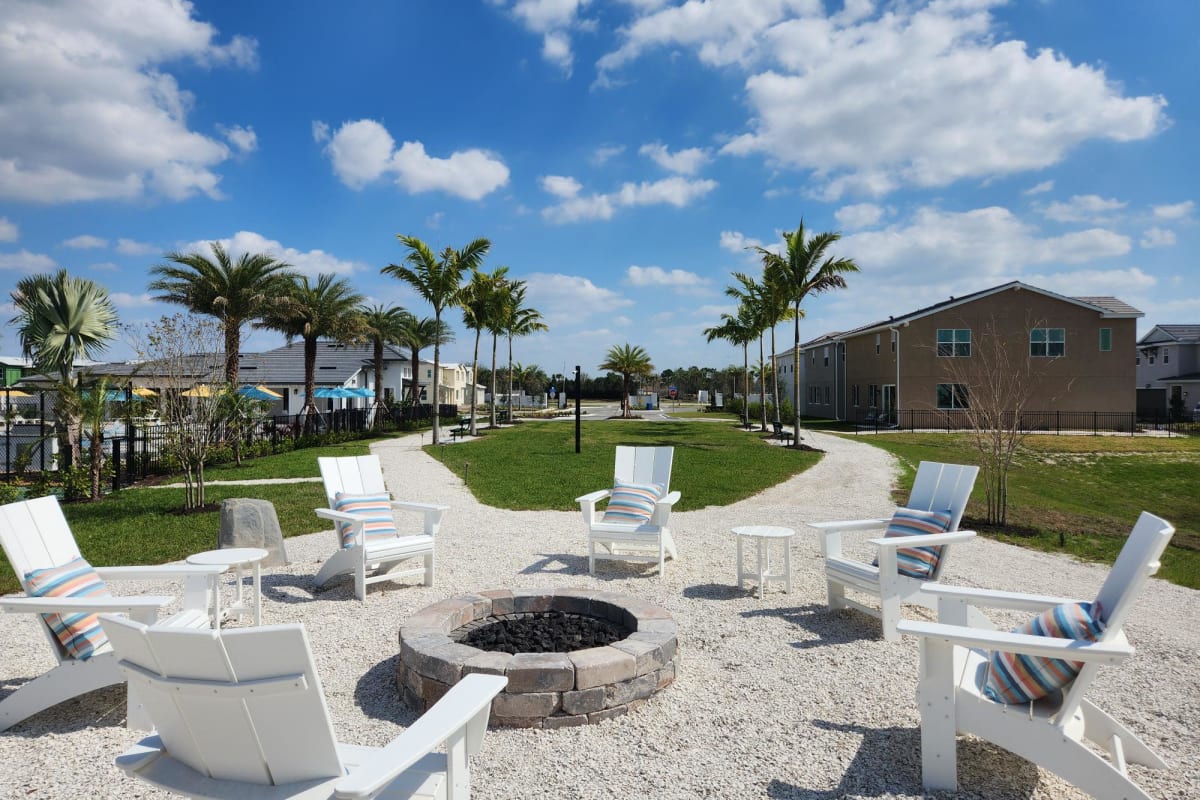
238 385 283 400
347 387 375 398
312 386 357 399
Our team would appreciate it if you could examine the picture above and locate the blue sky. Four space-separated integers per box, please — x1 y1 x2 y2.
1 0 1196 379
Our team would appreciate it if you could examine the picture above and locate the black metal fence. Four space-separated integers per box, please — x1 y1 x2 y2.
849 408 1198 436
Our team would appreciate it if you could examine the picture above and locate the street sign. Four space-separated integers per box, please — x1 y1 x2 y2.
668 385 677 399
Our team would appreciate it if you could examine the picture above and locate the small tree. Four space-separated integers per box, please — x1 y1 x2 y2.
599 344 654 418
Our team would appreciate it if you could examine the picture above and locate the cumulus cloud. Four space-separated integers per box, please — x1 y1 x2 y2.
625 265 710 294
311 120 331 143
638 142 712 175
0 0 259 203
219 124 258 155
1042 194 1126 223
540 175 583 198
1153 201 1194 220
0 217 19 242
116 238 156 256
835 203 885 230
1024 180 1055 196
542 175 716 223
520 272 632 326
322 119 510 201
719 230 763 252
591 144 625 165
0 249 56 271
1024 267 1158 297
63 234 107 249
89 261 120 272
1140 227 1176 248
496 0 592 73
110 291 157 308
181 231 365 277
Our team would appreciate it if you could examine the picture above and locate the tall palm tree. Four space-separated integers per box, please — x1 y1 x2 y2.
395 313 454 408
359 304 408 428
502 283 547 422
599 343 654 418
757 221 860 442
703 307 756 428
258 274 365 427
384 235 490 444
460 266 509 435
754 270 795 429
725 274 770 431
11 270 118 464
149 242 294 384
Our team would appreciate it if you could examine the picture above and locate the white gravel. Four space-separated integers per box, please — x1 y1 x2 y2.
1 428 1197 800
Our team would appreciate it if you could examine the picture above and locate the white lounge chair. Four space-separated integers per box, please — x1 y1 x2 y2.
0 496 222 731
810 461 979 640
100 614 506 799
576 446 681 577
897 511 1174 800
313 455 448 599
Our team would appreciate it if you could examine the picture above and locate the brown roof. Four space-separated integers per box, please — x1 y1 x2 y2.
1073 296 1143 315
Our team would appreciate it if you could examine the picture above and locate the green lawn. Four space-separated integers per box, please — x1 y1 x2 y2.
841 432 1200 589
425 420 822 511
202 439 377 480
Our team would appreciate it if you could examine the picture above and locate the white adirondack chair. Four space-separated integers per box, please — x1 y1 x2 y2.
99 614 506 800
810 461 980 641
313 455 448 599
897 511 1174 800
0 496 223 732
576 446 681 576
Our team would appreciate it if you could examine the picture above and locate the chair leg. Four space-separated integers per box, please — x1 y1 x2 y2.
658 539 665 577
588 540 595 575
424 551 435 587
826 578 847 610
880 593 901 642
917 638 958 791
354 566 366 601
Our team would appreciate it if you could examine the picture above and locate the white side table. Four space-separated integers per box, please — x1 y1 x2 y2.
186 547 269 627
732 526 795 599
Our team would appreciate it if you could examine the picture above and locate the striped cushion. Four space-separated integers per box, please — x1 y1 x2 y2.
332 492 398 547
24 556 111 660
881 507 954 579
984 601 1106 704
601 480 665 524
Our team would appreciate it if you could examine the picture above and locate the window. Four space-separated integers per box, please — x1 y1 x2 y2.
868 384 879 407
936 383 970 409
875 333 881 354
1149 355 1155 365
824 386 830 404
823 346 829 367
852 384 860 406
937 328 972 357
890 330 896 353
1030 327 1065 357
1136 356 1141 365
810 350 815 365
1164 350 1170 364
426 368 433 377
1099 328 1112 352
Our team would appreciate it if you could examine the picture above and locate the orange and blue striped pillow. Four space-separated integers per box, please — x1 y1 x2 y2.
24 556 111 660
881 507 954 579
332 492 398 547
601 480 665 524
984 601 1105 704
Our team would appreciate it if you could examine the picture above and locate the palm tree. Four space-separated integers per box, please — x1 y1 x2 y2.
599 343 654 418
755 270 795 429
501 283 547 422
725 274 770 431
384 235 490 444
11 270 118 464
359 304 408 428
757 221 860 442
258 274 365 428
459 266 509 435
703 307 756 428
395 313 454 409
149 242 294 385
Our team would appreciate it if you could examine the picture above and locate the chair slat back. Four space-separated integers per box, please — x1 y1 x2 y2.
100 616 344 787
1094 511 1174 636
319 455 388 506
0 496 83 589
908 462 979 531
614 446 674 491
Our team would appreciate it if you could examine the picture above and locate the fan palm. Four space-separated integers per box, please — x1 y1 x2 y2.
149 242 294 384
258 274 365 426
599 343 654 418
384 235 490 443
460 266 509 434
757 221 860 441
704 307 756 428
359 304 408 427
501 283 547 422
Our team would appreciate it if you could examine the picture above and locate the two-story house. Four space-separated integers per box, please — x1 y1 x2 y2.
1135 325 1200 418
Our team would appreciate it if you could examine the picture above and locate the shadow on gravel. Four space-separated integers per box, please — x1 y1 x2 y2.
520 553 589 576
354 655 420 727
682 582 745 600
260 572 326 604
740 604 881 648
0 684 128 737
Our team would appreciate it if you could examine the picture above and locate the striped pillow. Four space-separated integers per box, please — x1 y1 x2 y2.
24 556 112 660
332 492 398 547
601 480 665 524
881 507 954 579
984 601 1106 704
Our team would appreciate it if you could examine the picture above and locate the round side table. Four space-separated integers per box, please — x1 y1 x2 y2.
732 526 796 599
186 547 269 627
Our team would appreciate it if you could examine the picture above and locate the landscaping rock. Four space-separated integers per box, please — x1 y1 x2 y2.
218 498 288 566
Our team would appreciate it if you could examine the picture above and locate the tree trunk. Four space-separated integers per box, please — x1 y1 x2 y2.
489 334 499 428
303 335 318 434
470 330 481 435
742 344 750 428
506 334 514 423
409 346 421 404
792 303 802 442
225 322 241 385
89 435 102 500
622 374 630 417
432 311 442 444
770 324 781 426
758 334 767 431
373 338 385 429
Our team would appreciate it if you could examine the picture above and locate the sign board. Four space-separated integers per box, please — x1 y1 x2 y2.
668 385 677 399
549 385 556 399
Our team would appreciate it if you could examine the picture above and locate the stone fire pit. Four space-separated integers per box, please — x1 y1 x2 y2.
398 588 678 729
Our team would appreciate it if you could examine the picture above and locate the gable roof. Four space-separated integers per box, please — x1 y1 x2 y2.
1139 325 1200 345
237 341 407 386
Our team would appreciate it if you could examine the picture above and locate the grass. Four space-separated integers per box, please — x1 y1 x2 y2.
201 439 378 480
425 420 822 511
841 432 1200 589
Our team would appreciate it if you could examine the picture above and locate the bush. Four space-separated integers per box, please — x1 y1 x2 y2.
0 482 22 504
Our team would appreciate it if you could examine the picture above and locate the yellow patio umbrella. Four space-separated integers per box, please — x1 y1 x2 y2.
2 388 31 398
132 387 158 398
182 385 215 398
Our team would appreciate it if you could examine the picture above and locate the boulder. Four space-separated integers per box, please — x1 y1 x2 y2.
218 498 288 566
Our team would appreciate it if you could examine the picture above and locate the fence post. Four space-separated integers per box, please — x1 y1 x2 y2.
112 439 122 492
39 391 46 471
1092 411 1097 436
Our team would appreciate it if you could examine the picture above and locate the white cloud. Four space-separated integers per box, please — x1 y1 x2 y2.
540 175 583 198
603 2 1165 199
1042 194 1126 223
181 231 365 278
834 202 885 230
322 119 510 200
63 234 107 249
89 261 120 272
542 31 574 73
1024 180 1055 196
498 0 591 73
520 272 632 326
1024 267 1158 297
542 176 716 223
1153 201 1194 220
311 120 331 143
0 249 56 271
0 0 258 203
425 211 445 229
1140 227 1176 249
219 124 258 155
625 265 710 294
591 145 625 165
110 291 156 308
719 230 763 252
0 217 17 242
116 238 156 256
638 142 712 175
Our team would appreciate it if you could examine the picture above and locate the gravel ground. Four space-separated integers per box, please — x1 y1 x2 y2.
1 429 1196 800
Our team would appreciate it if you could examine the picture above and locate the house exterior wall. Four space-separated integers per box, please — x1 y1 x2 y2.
1136 328 1200 414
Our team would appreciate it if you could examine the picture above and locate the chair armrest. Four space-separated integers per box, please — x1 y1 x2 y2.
334 674 507 800
576 489 611 528
897 620 1133 665
96 564 226 582
0 595 173 615
808 518 891 532
316 507 362 525
391 501 448 536
575 489 611 505
868 530 976 549
921 583 1084 613
656 491 681 509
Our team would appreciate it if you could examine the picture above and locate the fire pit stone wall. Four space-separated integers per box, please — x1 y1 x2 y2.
398 587 678 728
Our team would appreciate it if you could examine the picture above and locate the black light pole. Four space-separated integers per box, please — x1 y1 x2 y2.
574 365 581 454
